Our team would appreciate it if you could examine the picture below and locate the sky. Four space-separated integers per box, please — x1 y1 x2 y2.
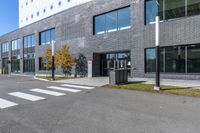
0 0 19 36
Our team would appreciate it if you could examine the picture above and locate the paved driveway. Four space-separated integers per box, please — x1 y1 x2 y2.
0 75 200 133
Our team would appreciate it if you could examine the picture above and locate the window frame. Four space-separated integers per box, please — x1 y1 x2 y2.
39 28 55 46
93 6 131 35
145 0 200 25
145 44 200 74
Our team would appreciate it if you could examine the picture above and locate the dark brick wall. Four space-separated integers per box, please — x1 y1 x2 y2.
0 0 200 79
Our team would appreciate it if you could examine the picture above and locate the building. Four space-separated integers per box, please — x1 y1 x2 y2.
0 0 200 79
19 0 92 27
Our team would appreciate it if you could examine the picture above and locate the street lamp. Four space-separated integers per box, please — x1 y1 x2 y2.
51 40 55 80
154 15 160 91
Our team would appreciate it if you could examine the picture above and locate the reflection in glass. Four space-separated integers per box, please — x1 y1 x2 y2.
46 30 51 45
145 0 158 24
165 0 185 20
187 0 200 16
94 7 131 34
165 46 185 73
118 7 131 30
187 45 200 73
106 11 117 32
40 29 55 45
145 48 156 72
95 15 106 34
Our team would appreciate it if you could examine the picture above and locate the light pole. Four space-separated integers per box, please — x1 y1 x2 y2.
51 40 55 80
154 16 160 91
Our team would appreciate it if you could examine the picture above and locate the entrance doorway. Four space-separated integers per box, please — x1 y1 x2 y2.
2 58 9 74
100 51 131 76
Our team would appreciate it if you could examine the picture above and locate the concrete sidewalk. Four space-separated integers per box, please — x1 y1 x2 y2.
54 77 109 87
130 78 200 88
54 76 200 88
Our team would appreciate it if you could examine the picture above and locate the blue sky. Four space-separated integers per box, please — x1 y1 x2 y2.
0 0 19 36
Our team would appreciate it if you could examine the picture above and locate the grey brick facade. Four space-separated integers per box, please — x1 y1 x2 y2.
0 0 200 79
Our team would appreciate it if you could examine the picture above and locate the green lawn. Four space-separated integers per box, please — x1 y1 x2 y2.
35 76 75 81
107 83 200 98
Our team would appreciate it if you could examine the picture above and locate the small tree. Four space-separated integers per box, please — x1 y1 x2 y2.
42 47 52 70
75 53 87 77
55 45 75 76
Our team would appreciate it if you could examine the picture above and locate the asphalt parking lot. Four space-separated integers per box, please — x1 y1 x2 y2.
0 75 200 133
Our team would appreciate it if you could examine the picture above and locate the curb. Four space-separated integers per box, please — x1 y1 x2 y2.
33 76 51 82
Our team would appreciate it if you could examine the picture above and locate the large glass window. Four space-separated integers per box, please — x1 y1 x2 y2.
94 6 131 35
11 39 20 73
145 44 200 74
165 46 185 73
1 42 9 57
158 0 164 20
95 15 106 34
23 59 35 72
39 57 46 70
106 11 117 32
11 39 20 51
24 34 35 48
145 0 200 24
187 0 200 16
118 7 131 30
11 56 20 73
145 48 156 72
145 0 158 24
23 34 35 73
187 45 200 73
39 28 55 45
2 42 9 53
165 0 185 20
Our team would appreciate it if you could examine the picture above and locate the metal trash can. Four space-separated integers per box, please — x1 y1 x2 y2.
109 69 128 85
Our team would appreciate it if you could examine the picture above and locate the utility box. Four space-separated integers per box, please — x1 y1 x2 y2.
109 69 128 85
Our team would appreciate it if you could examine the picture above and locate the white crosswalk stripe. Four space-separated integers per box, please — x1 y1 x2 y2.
47 86 81 93
61 84 95 90
30 89 66 96
0 98 18 109
9 92 46 101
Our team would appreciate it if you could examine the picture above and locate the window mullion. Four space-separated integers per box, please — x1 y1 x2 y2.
185 0 187 17
185 46 187 73
163 0 165 20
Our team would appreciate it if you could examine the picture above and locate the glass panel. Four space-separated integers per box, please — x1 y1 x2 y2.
17 39 20 49
145 0 158 24
118 52 129 59
31 35 35 47
24 37 27 48
165 0 185 20
145 48 156 72
165 46 185 73
160 48 164 72
41 32 46 45
45 30 51 45
187 45 200 73
118 7 131 30
51 29 55 41
158 0 164 20
187 0 200 16
95 15 106 34
110 53 116 60
106 11 117 32
28 36 32 48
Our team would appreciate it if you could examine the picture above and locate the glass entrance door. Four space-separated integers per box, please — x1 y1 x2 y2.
100 51 131 76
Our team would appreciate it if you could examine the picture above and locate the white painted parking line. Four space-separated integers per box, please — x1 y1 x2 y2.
0 98 18 109
30 89 66 96
9 92 46 101
47 86 81 93
61 84 95 90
